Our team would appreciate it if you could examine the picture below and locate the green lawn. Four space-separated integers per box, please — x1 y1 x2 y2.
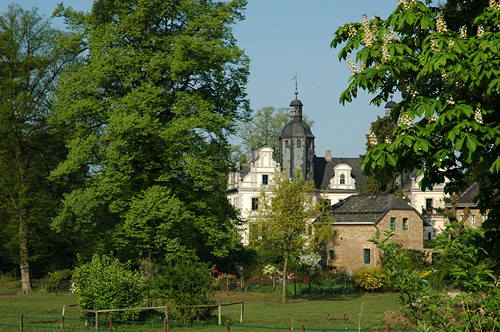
0 278 408 331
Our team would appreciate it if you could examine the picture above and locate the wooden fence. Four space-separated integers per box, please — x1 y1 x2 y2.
62 301 244 330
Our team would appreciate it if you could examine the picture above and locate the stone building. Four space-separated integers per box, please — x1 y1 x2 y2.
325 194 430 274
226 94 446 245
226 95 365 244
445 182 487 229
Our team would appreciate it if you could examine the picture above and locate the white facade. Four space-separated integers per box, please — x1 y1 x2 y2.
408 174 448 239
227 147 278 244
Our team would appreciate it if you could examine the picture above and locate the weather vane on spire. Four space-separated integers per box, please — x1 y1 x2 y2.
292 74 298 99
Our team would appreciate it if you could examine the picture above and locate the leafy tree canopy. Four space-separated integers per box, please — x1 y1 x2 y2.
252 171 333 302
236 106 314 157
50 0 250 266
331 0 500 254
0 4 80 291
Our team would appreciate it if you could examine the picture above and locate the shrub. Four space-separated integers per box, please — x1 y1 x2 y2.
72 254 146 320
153 253 215 323
355 267 386 294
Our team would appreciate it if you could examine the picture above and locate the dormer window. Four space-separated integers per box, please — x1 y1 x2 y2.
330 163 355 190
262 174 268 185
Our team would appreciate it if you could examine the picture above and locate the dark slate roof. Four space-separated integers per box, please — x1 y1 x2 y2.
385 101 396 109
313 156 365 190
444 182 479 209
280 118 315 139
329 194 424 225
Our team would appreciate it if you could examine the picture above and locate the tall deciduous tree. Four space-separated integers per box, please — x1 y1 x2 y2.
252 171 333 302
50 0 250 270
331 0 500 255
237 106 314 157
0 4 78 292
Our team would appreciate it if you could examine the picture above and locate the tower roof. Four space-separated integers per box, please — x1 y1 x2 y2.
280 96 314 139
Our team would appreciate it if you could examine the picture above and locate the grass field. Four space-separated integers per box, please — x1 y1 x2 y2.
0 277 409 331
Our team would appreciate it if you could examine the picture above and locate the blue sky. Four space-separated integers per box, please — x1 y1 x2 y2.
1 0 402 157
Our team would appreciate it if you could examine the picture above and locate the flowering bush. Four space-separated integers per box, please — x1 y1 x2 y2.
355 267 387 294
262 264 278 279
213 272 238 290
276 273 295 284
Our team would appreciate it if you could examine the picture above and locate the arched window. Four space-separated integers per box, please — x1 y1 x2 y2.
285 140 289 148
340 173 345 184
297 140 301 148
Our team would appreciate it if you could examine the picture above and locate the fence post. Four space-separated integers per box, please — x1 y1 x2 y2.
301 323 305 331
164 317 168 332
218 305 222 325
387 323 391 331
226 319 230 332
109 316 112 332
61 315 65 331
95 312 99 331
240 302 244 323
20 313 23 332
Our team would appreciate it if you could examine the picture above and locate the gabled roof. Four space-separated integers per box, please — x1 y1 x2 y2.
457 182 479 206
329 194 428 225
313 156 365 190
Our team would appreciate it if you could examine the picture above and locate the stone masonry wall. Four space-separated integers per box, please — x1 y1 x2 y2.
326 210 424 274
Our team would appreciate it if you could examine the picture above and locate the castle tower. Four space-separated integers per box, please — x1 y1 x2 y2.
279 93 315 179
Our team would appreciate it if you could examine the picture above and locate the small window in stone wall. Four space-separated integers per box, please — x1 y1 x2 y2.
363 249 370 264
297 140 301 148
403 218 408 230
390 217 396 230
262 174 268 185
285 140 289 148
329 250 335 260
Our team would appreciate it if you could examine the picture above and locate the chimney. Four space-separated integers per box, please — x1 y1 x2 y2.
325 150 332 162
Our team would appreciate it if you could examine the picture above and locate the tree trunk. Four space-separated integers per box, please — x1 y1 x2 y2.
19 208 31 294
140 252 154 281
307 268 312 293
282 251 289 303
18 156 31 294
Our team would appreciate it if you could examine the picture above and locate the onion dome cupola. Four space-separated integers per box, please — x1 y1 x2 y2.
279 93 315 180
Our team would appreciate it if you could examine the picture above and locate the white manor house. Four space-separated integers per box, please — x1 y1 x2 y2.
226 95 446 244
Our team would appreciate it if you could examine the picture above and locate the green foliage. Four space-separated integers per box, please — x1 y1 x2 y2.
360 116 400 194
73 254 146 320
0 3 80 291
371 226 500 331
331 0 500 255
153 253 215 322
45 269 72 293
237 106 314 156
355 267 386 293
50 0 249 266
252 171 334 302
